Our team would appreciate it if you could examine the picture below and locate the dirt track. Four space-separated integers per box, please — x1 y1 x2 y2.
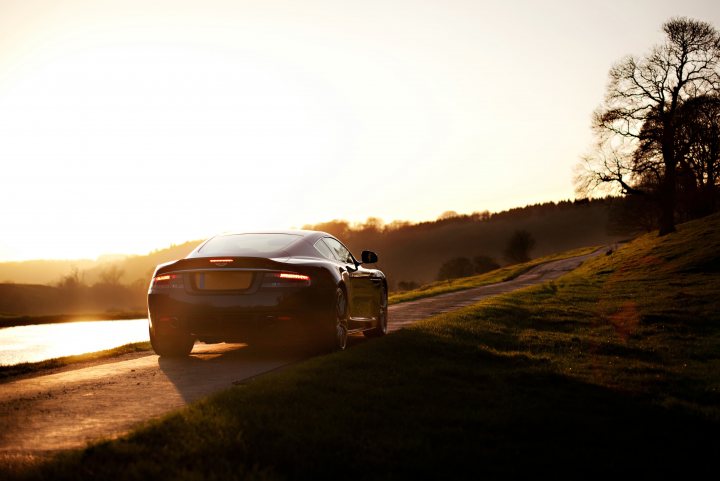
0 250 602 463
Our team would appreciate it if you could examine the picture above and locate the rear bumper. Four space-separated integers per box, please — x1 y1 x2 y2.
148 286 335 342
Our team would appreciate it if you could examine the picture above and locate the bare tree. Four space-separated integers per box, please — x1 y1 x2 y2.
580 17 720 235
473 255 500 274
504 230 535 264
438 211 460 220
437 257 474 281
97 265 125 286
57 267 85 289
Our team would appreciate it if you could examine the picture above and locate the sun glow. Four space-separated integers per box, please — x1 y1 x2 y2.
1 0 718 261
0 25 354 259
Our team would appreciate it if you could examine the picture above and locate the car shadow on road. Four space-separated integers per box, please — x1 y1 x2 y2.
156 335 368 403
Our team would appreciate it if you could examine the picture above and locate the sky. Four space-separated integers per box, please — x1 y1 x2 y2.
1 0 719 261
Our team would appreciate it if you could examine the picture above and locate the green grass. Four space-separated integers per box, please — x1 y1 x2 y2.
8 215 720 479
0 342 151 381
388 245 601 304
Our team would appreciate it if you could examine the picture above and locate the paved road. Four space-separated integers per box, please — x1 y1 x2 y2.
389 250 601 331
0 250 602 462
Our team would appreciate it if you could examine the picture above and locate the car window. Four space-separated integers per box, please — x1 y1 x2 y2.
193 233 301 257
313 239 335 260
322 237 355 264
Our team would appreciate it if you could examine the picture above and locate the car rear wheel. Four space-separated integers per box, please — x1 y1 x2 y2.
149 326 195 357
331 287 349 351
363 285 388 338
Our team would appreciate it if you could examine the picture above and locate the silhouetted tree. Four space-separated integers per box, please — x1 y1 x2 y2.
607 196 659 234
57 267 85 289
627 93 720 221
473 255 500 274
301 220 350 238
359 217 384 232
55 267 86 312
438 210 459 220
578 17 720 235
386 220 411 231
504 230 536 264
97 265 125 286
476 210 491 221
677 95 720 216
437 257 475 280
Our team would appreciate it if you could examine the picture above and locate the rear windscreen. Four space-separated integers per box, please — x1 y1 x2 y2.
192 233 301 257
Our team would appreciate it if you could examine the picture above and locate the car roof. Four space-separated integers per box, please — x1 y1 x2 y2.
187 230 338 259
216 230 332 240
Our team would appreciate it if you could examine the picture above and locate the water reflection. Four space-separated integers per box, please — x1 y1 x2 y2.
0 319 148 366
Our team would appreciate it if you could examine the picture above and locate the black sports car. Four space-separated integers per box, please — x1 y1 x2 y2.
147 231 388 357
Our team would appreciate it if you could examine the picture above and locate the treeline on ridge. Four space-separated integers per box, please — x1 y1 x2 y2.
303 197 627 290
0 197 632 317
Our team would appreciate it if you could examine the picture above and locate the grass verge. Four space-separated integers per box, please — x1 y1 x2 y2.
388 244 601 304
0 342 151 381
9 214 720 479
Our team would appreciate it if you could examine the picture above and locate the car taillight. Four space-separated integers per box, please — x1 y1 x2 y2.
262 272 311 287
150 273 184 290
209 259 233 266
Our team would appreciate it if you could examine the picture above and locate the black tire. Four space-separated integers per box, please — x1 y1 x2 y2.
330 287 349 351
363 285 388 338
149 326 195 357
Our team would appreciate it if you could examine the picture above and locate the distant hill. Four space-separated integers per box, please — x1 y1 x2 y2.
0 282 146 319
0 259 98 286
1 200 624 289
0 241 203 318
306 198 628 287
0 241 202 287
0 198 631 317
84 241 203 286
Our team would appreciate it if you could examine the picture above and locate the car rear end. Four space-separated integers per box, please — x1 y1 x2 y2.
148 256 335 345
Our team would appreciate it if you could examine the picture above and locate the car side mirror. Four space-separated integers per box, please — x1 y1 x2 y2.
361 250 378 264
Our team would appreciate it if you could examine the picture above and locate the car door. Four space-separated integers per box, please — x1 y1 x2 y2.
321 237 376 323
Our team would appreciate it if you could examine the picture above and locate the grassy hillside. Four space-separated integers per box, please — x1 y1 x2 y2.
9 213 719 479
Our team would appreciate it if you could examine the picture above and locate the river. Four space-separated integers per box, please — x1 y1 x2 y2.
0 319 149 366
